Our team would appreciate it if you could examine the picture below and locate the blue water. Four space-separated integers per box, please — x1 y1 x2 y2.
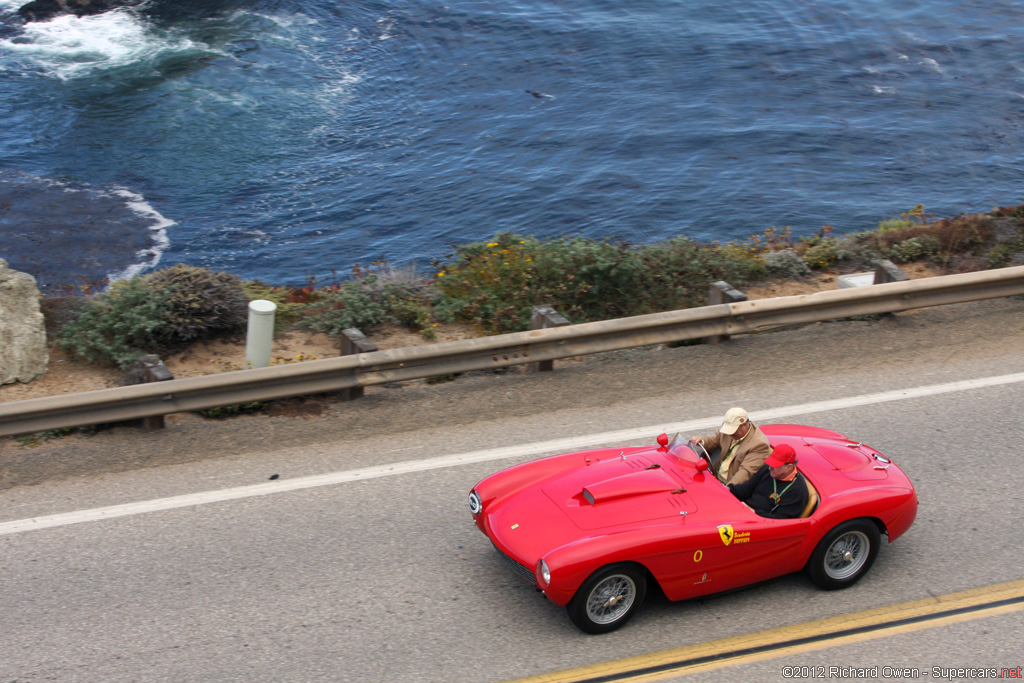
1 0 1023 291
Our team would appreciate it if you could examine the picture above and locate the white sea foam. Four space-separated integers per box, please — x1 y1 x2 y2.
106 188 175 282
0 8 206 79
376 15 398 41
919 57 945 75
250 11 318 30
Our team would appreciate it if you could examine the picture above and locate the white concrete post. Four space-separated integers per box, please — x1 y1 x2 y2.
245 299 277 369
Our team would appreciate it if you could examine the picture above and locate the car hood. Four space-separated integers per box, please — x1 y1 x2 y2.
485 449 714 566
542 452 698 530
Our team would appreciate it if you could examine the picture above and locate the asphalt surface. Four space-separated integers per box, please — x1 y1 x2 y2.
1 298 1023 682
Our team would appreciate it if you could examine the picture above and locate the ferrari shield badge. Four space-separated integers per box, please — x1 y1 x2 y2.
717 524 734 546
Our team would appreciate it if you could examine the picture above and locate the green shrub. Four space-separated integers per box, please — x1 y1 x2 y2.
389 295 434 331
55 278 170 368
56 265 250 368
878 218 913 232
862 209 995 269
762 248 811 276
240 280 303 331
435 233 654 333
637 237 765 309
991 204 1024 220
985 243 1017 269
433 233 770 333
801 238 841 269
889 235 941 263
141 264 248 347
296 275 398 335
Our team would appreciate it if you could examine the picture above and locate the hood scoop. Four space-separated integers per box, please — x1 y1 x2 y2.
582 468 682 505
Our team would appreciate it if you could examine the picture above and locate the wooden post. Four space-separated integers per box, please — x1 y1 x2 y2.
138 355 173 431
529 305 570 372
874 259 910 284
339 328 377 400
704 281 747 344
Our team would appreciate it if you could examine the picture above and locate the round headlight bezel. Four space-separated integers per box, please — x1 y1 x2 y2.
538 559 551 586
468 490 483 516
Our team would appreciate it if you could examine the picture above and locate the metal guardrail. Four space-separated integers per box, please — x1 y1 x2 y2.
3 265 1024 437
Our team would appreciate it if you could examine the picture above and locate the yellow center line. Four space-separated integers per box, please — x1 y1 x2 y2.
506 579 1024 683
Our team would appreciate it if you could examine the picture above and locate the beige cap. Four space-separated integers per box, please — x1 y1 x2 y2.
720 407 748 435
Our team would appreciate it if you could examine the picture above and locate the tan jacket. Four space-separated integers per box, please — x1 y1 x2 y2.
699 422 771 486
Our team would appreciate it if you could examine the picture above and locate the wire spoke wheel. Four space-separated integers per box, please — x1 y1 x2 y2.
824 530 870 580
807 519 880 590
585 574 637 624
568 563 647 634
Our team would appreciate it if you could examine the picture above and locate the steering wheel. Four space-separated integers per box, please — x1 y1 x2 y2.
691 440 718 478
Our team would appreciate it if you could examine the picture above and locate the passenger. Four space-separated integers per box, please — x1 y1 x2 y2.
728 444 809 519
689 407 770 485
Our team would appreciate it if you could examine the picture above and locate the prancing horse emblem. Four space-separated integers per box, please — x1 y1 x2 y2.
718 524 734 546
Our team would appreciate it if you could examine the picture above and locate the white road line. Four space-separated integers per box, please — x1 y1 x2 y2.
3 371 1023 537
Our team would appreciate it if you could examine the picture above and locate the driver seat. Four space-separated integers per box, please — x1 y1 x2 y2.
799 475 819 518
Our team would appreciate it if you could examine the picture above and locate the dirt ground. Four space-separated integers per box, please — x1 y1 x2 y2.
0 264 941 403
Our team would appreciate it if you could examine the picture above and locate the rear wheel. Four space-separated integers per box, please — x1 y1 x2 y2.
807 519 880 590
567 563 646 634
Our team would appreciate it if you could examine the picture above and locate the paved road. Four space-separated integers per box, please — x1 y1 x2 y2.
2 299 1023 682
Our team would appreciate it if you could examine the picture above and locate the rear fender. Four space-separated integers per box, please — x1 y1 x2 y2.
814 486 917 541
761 424 849 440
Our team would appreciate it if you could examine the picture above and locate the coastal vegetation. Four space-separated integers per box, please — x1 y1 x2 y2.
46 204 1024 369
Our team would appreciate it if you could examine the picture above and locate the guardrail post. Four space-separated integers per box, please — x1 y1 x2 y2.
874 259 910 285
529 305 570 372
138 355 174 431
704 281 747 344
339 328 377 400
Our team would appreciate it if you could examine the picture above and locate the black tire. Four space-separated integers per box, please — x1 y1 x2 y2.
567 563 647 634
807 519 881 590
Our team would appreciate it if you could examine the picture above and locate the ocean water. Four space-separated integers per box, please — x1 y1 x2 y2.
1 0 1022 291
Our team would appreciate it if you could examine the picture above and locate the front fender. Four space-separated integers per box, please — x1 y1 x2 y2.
539 524 686 606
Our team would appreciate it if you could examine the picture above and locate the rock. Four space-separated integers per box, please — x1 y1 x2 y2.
0 259 49 385
17 0 143 22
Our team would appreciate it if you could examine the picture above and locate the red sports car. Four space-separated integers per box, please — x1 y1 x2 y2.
468 424 918 633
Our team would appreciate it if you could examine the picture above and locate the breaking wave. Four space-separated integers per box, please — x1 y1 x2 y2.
0 5 211 80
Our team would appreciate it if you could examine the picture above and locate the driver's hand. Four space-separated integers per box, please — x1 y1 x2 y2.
688 436 702 445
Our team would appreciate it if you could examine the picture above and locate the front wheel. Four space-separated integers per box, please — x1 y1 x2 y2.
807 519 881 590
567 563 647 634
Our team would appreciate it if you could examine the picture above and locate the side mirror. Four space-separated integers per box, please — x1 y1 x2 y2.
694 459 708 473
657 433 669 451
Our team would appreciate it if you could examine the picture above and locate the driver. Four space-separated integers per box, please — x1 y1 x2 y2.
689 407 770 486
727 443 809 519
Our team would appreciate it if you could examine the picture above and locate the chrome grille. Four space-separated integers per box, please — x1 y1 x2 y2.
494 545 536 585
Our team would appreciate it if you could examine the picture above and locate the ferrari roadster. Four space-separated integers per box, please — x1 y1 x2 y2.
468 424 917 633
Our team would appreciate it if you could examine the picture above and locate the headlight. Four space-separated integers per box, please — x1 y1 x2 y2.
468 490 482 516
538 559 551 586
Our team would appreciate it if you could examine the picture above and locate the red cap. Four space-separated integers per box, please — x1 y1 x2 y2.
765 443 797 467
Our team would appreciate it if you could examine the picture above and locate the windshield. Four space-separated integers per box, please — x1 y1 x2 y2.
667 433 718 477
667 432 700 458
